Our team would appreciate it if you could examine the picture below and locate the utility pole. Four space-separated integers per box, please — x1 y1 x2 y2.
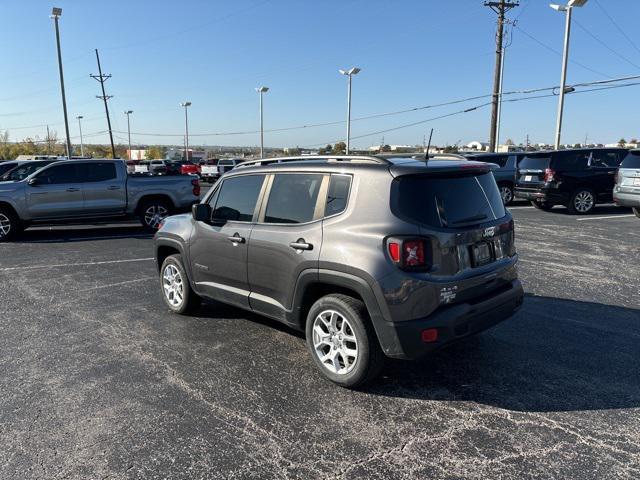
76 116 84 157
91 49 116 158
46 125 52 155
485 0 518 152
50 8 72 158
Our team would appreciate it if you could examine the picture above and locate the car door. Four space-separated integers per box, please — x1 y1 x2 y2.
26 163 84 219
81 161 127 215
589 150 623 201
247 172 326 323
189 174 266 309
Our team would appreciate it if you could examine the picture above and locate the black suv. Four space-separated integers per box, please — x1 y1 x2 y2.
514 148 627 214
154 156 524 387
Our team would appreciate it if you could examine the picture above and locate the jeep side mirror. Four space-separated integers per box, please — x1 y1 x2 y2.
27 177 40 186
192 203 211 223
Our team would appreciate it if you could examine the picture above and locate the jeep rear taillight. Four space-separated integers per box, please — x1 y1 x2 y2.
191 178 200 196
544 168 556 182
387 238 428 270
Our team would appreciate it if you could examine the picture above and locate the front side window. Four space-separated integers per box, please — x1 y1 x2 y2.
36 164 82 184
325 174 351 217
85 162 117 182
264 173 323 224
212 175 265 222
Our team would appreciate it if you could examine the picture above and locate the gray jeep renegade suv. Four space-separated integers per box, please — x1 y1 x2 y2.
154 155 524 387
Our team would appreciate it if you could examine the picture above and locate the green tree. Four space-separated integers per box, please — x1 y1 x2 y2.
332 141 346 154
619 138 627 147
146 146 165 160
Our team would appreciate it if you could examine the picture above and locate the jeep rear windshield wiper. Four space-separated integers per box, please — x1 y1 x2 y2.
451 214 487 225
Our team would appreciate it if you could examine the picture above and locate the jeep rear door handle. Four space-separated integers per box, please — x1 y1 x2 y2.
107 185 121 190
289 239 313 251
228 233 245 244
66 187 80 192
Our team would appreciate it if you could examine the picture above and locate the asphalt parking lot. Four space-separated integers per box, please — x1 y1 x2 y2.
1 202 639 479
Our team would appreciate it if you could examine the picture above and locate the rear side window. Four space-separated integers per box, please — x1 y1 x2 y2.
212 175 265 222
264 173 323 224
621 151 640 168
325 174 351 217
392 172 506 228
85 162 117 182
553 151 589 170
519 156 551 170
590 151 622 168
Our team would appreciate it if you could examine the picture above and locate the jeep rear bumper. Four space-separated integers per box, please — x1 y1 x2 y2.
514 188 566 204
376 279 524 359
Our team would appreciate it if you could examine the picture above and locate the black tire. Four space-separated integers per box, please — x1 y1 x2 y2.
139 198 172 231
530 200 554 211
0 206 21 242
567 188 596 215
633 207 640 219
305 294 384 388
160 254 201 314
498 182 514 206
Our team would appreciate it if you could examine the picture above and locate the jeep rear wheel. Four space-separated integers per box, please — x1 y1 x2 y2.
305 294 384 388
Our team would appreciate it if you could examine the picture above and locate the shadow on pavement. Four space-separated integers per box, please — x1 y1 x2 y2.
543 205 631 216
365 294 639 412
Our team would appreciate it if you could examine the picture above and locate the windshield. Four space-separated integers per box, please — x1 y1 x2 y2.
0 162 19 176
519 156 551 171
392 172 506 228
621 151 640 169
1 161 55 181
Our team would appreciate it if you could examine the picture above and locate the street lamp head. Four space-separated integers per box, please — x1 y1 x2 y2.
51 7 62 17
568 0 588 7
124 110 133 115
549 3 567 11
76 115 83 120
339 67 361 76
180 101 192 107
256 86 269 93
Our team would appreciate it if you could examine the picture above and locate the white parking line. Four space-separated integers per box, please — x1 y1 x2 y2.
508 206 535 210
576 215 636 221
79 276 155 292
0 257 154 272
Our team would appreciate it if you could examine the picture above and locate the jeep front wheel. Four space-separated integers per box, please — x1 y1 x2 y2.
0 207 20 242
305 294 384 388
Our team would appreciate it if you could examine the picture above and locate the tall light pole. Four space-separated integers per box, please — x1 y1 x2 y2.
551 0 588 150
76 115 84 157
255 87 269 158
124 110 133 160
180 102 192 161
50 7 72 158
339 67 360 155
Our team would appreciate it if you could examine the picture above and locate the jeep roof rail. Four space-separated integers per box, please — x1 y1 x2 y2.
236 155 392 169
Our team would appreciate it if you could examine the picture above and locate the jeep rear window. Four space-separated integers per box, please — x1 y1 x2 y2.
519 156 550 170
621 151 640 169
392 172 506 228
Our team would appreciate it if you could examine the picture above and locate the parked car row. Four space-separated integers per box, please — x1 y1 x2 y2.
125 158 243 182
0 158 200 241
464 148 638 216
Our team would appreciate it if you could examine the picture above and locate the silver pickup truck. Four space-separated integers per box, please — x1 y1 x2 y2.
0 158 200 241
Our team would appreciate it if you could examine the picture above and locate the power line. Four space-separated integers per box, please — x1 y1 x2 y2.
593 0 640 57
572 18 640 71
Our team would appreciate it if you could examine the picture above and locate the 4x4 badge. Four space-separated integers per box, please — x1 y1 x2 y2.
483 226 496 238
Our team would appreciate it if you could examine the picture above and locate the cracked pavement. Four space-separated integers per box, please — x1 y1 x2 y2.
0 206 639 479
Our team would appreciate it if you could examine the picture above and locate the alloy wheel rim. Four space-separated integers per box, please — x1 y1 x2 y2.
574 191 594 213
162 264 184 307
0 213 11 238
312 309 359 375
500 186 513 204
144 205 168 229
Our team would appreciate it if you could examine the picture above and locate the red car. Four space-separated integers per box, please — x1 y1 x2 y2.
179 161 201 176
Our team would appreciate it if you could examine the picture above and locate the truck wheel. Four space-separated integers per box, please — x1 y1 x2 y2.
139 199 172 231
531 200 554 211
498 183 514 206
633 207 640 219
160 254 201 314
567 188 596 215
0 207 21 242
305 294 384 388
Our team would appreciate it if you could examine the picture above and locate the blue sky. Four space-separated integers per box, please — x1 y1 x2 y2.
1 0 639 149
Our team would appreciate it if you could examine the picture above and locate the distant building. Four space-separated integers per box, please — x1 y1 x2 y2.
128 149 147 160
